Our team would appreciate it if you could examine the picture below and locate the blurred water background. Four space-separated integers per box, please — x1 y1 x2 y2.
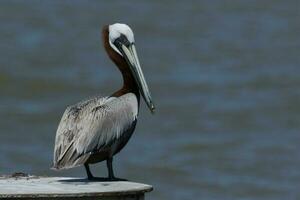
0 1 300 199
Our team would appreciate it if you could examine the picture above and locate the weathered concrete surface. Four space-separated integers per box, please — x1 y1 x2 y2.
0 175 153 199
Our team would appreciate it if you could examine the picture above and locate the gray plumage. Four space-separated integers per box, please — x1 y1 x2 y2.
52 93 138 170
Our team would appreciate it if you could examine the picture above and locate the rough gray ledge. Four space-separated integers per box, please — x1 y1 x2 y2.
0 175 153 199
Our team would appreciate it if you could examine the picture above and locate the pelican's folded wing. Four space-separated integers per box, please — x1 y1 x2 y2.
52 93 138 170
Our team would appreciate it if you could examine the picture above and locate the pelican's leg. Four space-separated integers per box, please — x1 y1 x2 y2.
84 163 94 180
107 157 115 180
106 157 127 181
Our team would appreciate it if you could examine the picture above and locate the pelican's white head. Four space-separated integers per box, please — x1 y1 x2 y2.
108 23 135 55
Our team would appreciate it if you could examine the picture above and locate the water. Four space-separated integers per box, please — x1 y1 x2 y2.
0 1 300 199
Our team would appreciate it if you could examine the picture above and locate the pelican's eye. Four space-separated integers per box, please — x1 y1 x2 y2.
114 34 131 48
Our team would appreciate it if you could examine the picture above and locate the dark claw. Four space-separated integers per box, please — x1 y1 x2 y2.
86 176 128 182
108 177 128 181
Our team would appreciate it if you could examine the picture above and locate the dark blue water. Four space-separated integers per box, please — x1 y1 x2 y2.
0 1 300 199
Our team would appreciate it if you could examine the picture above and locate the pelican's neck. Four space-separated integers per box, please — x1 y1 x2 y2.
102 26 139 98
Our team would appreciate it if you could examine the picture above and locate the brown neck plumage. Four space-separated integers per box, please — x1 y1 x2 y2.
102 25 139 98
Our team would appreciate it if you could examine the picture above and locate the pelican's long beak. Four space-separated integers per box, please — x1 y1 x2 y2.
120 43 155 113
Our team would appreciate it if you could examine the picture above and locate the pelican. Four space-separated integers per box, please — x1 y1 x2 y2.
52 23 155 181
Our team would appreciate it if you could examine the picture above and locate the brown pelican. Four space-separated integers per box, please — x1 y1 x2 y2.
52 23 155 181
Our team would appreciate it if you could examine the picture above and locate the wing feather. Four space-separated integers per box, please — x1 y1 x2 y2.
52 93 138 169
